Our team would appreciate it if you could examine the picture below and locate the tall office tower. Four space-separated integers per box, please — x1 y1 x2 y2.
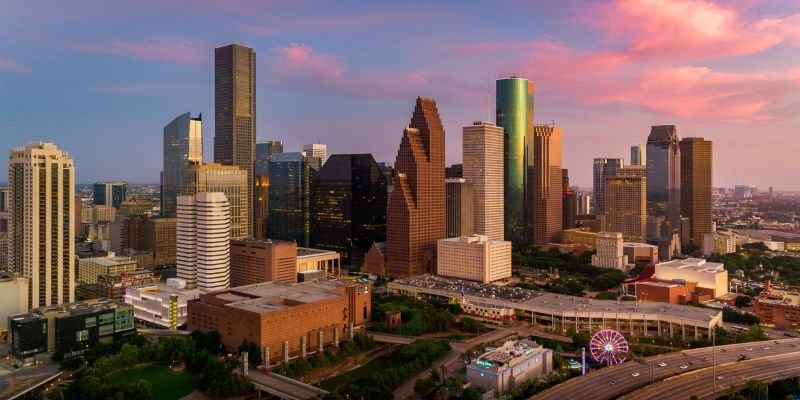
604 176 647 242
631 144 646 166
162 112 203 217
592 158 624 215
463 121 504 241
177 192 230 292
679 138 713 248
310 154 387 267
215 44 255 230
646 125 681 239
8 143 75 308
386 97 446 278
445 178 474 238
269 153 315 247
576 192 591 215
181 163 249 240
562 169 576 230
144 217 177 267
0 188 8 271
532 125 563 245
445 164 463 179
496 77 533 246
93 181 127 209
254 141 283 240
302 143 327 170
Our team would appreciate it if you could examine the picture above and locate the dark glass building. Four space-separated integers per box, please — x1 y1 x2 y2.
646 125 681 240
269 153 315 247
310 154 387 267
496 77 533 246
254 141 283 239
93 181 127 209
162 112 203 217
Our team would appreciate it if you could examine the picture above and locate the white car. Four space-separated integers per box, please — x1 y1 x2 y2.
658 362 668 367
680 365 688 369
717 376 725 380
746 347 753 351
632 372 640 377
763 347 770 350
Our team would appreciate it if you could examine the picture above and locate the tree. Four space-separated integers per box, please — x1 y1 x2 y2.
415 378 434 397
746 379 767 400
595 291 618 301
461 388 481 400
734 296 753 308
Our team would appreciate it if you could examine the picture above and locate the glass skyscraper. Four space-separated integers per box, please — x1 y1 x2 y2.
310 154 387 267
93 181 127 209
496 77 533 246
269 152 315 247
592 158 624 215
646 125 681 240
162 112 203 217
254 140 283 239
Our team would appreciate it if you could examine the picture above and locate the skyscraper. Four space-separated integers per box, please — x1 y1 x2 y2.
680 137 713 248
303 143 327 170
463 121 504 241
496 77 533 246
177 192 230 292
255 141 284 176
631 144 646 166
592 158 624 215
8 143 75 308
214 44 255 229
162 112 203 218
269 152 315 247
181 163 249 240
646 125 681 239
445 178 473 238
93 181 127 209
604 176 647 242
532 125 563 245
386 97 446 278
254 141 283 240
310 154 387 267
562 169 576 230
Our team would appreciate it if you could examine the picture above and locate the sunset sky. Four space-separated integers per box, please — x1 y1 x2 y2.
1 0 799 189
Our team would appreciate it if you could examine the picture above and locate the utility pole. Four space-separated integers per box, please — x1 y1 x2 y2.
712 327 716 399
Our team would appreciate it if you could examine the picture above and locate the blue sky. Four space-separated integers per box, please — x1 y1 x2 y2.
1 0 799 189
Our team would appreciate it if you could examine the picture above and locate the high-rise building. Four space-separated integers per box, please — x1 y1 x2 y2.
310 154 387 267
144 217 176 267
562 169 576 230
496 77 533 246
0 188 8 270
576 192 591 215
162 112 203 217
177 192 230 292
8 143 75 308
93 181 127 209
463 121 504 241
181 163 249 240
214 44 256 230
254 141 283 240
230 239 297 287
532 125 563 245
646 125 681 239
255 141 283 176
386 97 446 278
437 235 512 283
269 152 315 247
631 144 646 166
680 138 713 248
604 175 647 242
445 178 473 238
592 158 624 215
302 143 327 170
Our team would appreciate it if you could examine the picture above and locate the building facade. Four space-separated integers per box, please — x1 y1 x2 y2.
177 193 231 292
93 181 127 209
647 125 681 240
254 141 283 240
532 125 563 245
144 217 176 267
386 97 446 278
162 112 203 217
467 340 552 394
269 152 315 247
496 77 533 246
97 270 160 300
124 282 198 329
78 254 138 284
445 178 474 238
230 239 297 286
591 232 628 269
0 274 29 342
630 144 646 166
604 176 647 242
654 258 728 297
679 138 713 248
437 235 512 283
8 142 75 309
181 162 249 240
310 154 387 267
302 143 327 169
463 121 504 241
592 158 624 215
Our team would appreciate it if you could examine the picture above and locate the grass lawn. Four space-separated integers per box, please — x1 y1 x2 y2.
108 364 197 400
320 355 395 391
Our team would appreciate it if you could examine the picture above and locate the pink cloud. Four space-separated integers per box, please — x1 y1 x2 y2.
272 43 345 81
78 37 207 65
0 57 32 73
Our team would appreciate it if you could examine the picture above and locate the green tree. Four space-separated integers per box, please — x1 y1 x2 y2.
734 296 753 308
462 388 481 400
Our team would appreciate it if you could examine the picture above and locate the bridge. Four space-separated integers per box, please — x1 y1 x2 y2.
240 369 328 400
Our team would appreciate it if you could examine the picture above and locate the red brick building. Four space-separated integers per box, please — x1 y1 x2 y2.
230 239 297 286
754 284 800 329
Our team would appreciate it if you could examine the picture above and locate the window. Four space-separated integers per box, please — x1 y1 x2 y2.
76 329 89 342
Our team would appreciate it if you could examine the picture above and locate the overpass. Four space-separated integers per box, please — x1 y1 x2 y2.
242 369 328 400
532 338 800 400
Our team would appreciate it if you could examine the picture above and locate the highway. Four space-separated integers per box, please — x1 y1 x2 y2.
620 352 800 399
243 369 328 400
532 338 800 400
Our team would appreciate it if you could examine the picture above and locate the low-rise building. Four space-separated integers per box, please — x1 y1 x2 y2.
187 280 370 364
562 228 597 248
124 279 199 329
591 232 628 270
437 235 512 283
623 242 659 265
702 231 737 256
97 270 161 300
754 283 800 329
363 242 387 276
78 253 139 284
0 273 29 343
297 247 341 275
8 299 134 363
636 280 711 305
467 339 553 394
230 239 297 286
654 258 728 297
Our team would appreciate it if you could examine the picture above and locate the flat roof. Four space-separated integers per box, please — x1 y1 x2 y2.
80 256 137 267
656 258 725 273
624 242 657 248
297 247 339 257
11 298 129 320
200 280 365 315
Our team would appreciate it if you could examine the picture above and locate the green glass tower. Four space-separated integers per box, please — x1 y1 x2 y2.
496 77 533 246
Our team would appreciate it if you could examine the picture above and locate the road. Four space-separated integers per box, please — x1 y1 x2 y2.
532 338 800 400
369 332 416 345
0 364 62 400
244 369 328 400
392 327 516 399
620 352 800 399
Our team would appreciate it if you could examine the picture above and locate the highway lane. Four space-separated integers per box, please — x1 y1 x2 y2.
532 338 800 400
620 352 800 399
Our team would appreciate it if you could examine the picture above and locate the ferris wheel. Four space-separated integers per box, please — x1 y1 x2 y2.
589 329 629 365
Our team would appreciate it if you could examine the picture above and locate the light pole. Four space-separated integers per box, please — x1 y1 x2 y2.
712 326 716 399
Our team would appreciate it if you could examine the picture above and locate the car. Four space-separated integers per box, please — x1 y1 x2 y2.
681 352 688 356
680 365 688 369
746 347 753 351
632 372 640 377
774 340 780 344
688 361 694 365
717 376 725 380
609 380 616 386
719 348 727 352
737 355 750 361
702 357 710 361
763 347 770 350
791 344 796 348
658 362 668 367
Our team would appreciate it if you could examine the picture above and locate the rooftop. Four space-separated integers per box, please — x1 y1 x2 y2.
297 247 339 257
624 242 658 248
758 287 800 307
198 280 366 315
656 258 725 273
476 339 545 367
11 298 129 321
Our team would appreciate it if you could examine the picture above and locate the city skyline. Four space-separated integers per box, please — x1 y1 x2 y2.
2 1 799 189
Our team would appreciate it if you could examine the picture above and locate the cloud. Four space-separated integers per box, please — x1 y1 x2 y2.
78 37 207 65
0 57 32 73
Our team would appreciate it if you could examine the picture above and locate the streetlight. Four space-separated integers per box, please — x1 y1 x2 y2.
712 326 716 399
